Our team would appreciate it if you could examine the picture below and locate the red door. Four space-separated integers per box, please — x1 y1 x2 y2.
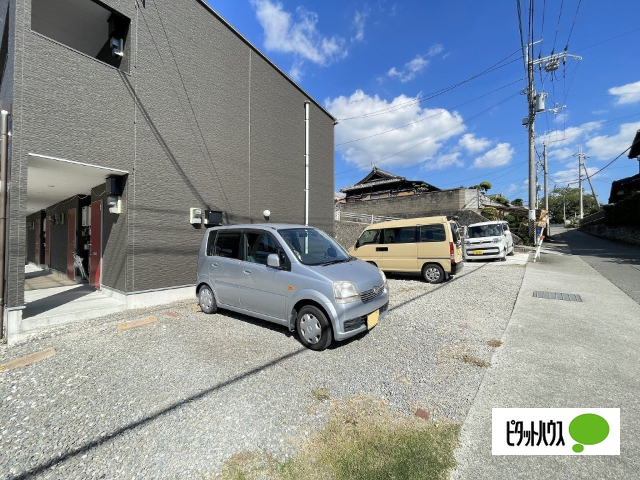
89 200 102 289
35 218 41 266
44 217 51 268
67 208 76 279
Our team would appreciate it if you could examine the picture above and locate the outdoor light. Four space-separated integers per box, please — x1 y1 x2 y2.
263 209 271 222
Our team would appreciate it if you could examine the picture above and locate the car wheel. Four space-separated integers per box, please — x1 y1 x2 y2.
422 263 445 284
507 244 515 256
296 305 333 351
198 285 217 314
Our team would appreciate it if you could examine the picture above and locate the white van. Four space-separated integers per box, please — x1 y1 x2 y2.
464 221 514 261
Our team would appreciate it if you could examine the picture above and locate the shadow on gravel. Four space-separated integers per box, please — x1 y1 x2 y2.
7 348 307 480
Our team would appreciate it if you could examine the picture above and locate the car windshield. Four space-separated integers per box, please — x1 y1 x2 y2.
466 224 503 238
278 228 351 266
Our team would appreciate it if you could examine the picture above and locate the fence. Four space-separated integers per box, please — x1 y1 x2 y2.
334 210 400 224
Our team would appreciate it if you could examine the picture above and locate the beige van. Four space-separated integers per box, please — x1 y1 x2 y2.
348 216 464 283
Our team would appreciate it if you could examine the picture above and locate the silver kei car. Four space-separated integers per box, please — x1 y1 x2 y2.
196 224 389 351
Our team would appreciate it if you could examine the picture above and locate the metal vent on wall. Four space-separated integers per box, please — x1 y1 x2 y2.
533 291 582 302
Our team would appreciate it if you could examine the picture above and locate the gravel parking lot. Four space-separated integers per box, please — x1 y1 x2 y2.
0 255 527 479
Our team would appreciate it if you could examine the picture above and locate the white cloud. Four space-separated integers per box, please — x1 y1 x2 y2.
551 166 599 186
352 10 368 42
458 133 491 153
472 143 514 168
428 44 444 57
423 152 463 171
387 45 443 83
327 90 466 170
608 81 640 106
537 121 603 147
388 55 429 83
591 109 608 115
546 146 575 162
585 122 640 159
251 0 347 76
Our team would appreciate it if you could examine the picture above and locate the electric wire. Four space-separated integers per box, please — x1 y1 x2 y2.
575 27 640 52
335 91 520 177
565 0 582 49
336 78 524 147
552 0 565 52
337 50 522 121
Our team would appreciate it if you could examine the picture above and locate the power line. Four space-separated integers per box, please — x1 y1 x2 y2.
335 92 520 177
575 27 640 52
565 0 582 48
337 50 522 121
552 0 565 52
335 78 523 147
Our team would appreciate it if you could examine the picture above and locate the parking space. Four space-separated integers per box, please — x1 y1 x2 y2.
1 262 526 479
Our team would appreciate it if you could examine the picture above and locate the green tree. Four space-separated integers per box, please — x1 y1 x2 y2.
512 198 524 207
479 181 492 192
548 187 598 223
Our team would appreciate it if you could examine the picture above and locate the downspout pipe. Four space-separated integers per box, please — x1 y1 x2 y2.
304 101 310 226
0 110 10 340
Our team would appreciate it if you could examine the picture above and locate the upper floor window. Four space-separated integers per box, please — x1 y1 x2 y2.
31 0 130 71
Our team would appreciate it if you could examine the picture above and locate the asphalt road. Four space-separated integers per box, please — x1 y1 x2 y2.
545 227 640 305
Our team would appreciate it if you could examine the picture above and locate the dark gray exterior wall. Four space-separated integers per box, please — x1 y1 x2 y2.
5 0 334 306
0 0 15 105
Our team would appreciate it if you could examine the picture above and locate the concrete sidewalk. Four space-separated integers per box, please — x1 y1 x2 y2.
452 231 640 479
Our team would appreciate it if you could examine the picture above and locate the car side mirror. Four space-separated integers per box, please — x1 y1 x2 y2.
267 253 281 268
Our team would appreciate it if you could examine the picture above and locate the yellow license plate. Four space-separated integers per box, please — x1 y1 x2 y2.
367 310 380 329
473 250 483 255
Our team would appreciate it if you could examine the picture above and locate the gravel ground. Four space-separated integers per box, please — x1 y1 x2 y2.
0 257 526 479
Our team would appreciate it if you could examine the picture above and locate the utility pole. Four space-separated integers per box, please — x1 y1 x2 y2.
575 146 585 219
523 42 581 241
543 142 549 236
582 159 600 210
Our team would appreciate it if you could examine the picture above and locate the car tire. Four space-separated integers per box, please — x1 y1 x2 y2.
296 305 333 351
507 244 515 256
198 285 218 314
422 263 445 284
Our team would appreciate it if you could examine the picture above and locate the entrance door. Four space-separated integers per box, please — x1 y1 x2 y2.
89 200 102 289
44 217 51 268
35 218 41 266
67 208 76 279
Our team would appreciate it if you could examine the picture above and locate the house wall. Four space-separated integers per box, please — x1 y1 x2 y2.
5 0 334 307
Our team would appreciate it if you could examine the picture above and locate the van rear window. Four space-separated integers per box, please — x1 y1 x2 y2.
420 224 446 242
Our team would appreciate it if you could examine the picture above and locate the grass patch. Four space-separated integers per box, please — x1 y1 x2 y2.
216 396 460 480
217 450 288 479
486 339 503 348
309 387 330 402
462 354 491 368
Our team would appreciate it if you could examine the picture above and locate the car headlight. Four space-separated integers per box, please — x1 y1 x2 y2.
333 281 360 304
492 238 500 243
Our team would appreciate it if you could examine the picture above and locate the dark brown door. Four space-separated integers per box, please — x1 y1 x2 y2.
67 208 76 279
35 218 41 266
89 200 102 289
44 217 51 268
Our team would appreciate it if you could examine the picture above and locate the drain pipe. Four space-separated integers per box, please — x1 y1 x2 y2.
0 110 10 340
304 101 310 226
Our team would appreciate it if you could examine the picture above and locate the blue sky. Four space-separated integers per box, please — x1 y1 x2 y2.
206 0 640 205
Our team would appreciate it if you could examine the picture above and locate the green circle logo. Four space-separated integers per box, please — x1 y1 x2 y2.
569 414 610 453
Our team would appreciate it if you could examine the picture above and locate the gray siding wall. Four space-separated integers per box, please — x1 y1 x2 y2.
0 0 15 104
6 0 334 305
